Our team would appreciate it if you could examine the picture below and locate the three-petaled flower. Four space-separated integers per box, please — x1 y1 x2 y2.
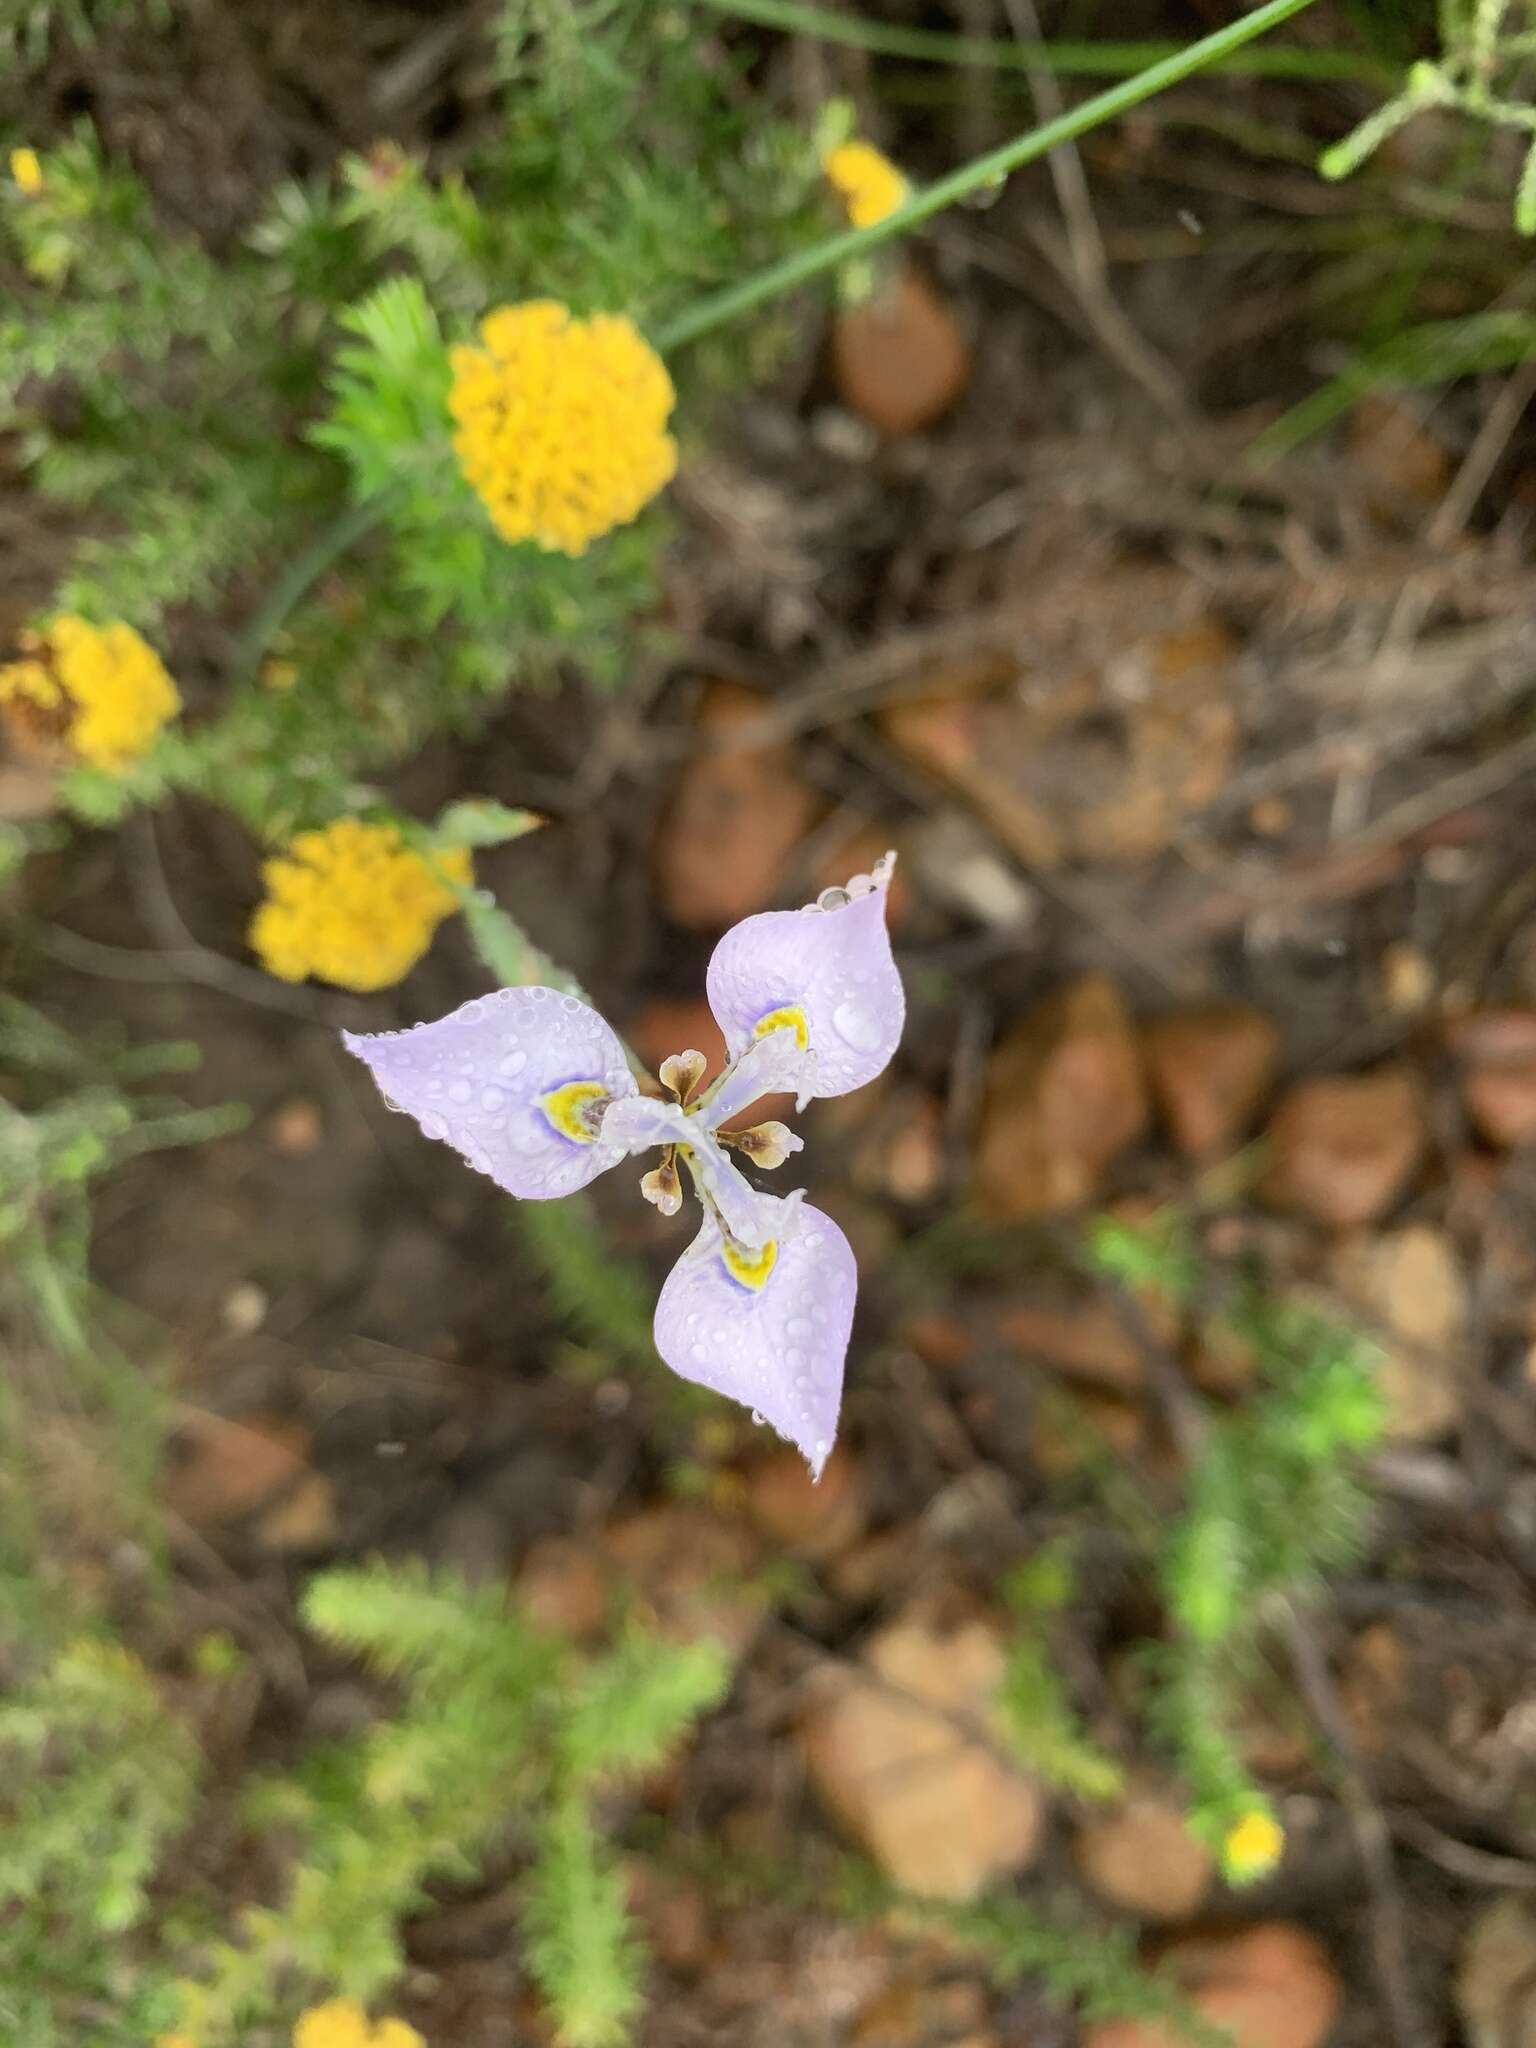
344 855 903 1476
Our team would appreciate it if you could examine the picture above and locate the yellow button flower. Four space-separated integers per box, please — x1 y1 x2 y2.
1222 1806 1284 1883
0 616 180 772
448 299 677 556
10 147 43 195
250 819 470 993
293 1999 424 2048
822 139 909 228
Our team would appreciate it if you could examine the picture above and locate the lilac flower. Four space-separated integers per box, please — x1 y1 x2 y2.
343 854 903 1476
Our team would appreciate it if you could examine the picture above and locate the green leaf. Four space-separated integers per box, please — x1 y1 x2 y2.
433 798 546 849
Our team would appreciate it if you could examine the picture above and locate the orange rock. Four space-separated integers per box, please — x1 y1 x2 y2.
742 1445 868 1562
161 1409 310 1528
1339 1621 1410 1755
851 1085 945 1205
1144 1004 1280 1159
655 679 823 930
266 1097 323 1156
602 1502 766 1661
1074 1787 1213 1921
853 1978 993 2047
1329 1225 1465 1442
1450 1009 1536 1148
255 1470 337 1553
1030 1386 1145 1478
902 1313 974 1370
975 977 1148 1218
1457 1898 1536 2048
999 1298 1145 1391
800 1602 1046 1900
831 263 971 436
624 992 792 1126
881 616 1236 870
1348 392 1451 509
516 1536 611 1641
628 995 728 1086
1083 1923 1341 2048
625 1862 712 1974
1262 1067 1426 1227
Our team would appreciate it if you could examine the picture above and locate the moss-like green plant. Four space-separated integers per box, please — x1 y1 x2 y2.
167 1563 730 2046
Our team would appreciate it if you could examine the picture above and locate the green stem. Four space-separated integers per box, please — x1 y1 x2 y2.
232 490 394 681
246 0 1323 667
695 0 1394 87
656 0 1326 351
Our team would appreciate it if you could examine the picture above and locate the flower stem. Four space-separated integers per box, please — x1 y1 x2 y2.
655 0 1325 351
233 489 395 681
245 0 1322 668
694 0 1390 88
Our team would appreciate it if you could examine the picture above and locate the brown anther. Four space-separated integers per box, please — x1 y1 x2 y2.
639 1147 683 1217
719 1120 801 1170
659 1048 709 1106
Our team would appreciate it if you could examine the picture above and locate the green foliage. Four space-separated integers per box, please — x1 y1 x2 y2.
997 1550 1124 1802
1250 308 1536 460
1321 1 1536 230
0 0 155 59
1088 1217 1384 1876
524 1793 643 2048
2 5 825 851
0 997 246 1641
170 1562 729 2044
0 1636 201 2046
0 1638 200 1934
516 1193 662 1371
935 1892 1231 2048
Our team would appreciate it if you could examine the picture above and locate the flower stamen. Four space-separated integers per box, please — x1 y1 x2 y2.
719 1121 801 1170
659 1048 708 1106
639 1145 683 1216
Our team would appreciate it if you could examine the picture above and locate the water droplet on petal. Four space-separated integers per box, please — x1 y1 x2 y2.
751 1409 765 1427
499 1050 528 1077
420 1113 448 1141
480 1086 505 1111
832 998 883 1052
448 1079 473 1104
787 1316 812 1340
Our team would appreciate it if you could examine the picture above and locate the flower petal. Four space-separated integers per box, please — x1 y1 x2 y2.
343 986 636 1199
603 1094 779 1248
652 1198 856 1477
702 1024 813 1123
704 854 903 1101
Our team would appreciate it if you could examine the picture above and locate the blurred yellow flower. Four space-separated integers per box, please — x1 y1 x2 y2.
293 1999 424 2048
0 616 180 771
449 299 677 556
250 819 470 993
10 146 43 194
1222 1806 1284 1883
822 139 908 228
153 2034 197 2048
